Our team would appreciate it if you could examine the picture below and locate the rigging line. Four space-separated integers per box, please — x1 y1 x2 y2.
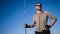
24 0 27 34
24 0 26 23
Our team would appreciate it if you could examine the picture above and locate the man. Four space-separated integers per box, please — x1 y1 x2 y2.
24 2 57 34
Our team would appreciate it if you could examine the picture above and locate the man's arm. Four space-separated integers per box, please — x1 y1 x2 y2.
30 17 36 28
24 16 36 28
50 18 57 27
46 12 57 28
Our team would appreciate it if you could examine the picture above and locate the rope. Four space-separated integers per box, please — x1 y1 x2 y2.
24 0 27 34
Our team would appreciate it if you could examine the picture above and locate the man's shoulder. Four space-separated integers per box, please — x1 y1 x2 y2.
33 13 37 18
43 11 49 14
33 14 36 17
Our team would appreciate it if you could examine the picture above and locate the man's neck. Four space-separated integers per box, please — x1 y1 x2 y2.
37 10 42 14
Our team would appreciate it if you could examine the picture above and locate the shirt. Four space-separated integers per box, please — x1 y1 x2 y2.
38 13 41 16
31 11 57 32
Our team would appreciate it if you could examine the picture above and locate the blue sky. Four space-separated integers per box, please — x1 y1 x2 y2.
0 0 60 34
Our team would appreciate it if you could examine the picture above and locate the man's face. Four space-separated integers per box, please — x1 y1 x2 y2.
35 3 41 10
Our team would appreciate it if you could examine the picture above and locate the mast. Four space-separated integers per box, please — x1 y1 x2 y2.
24 0 27 34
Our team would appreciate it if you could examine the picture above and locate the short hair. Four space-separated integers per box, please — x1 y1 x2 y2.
35 2 42 7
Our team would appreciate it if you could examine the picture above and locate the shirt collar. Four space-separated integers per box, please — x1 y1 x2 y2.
36 11 43 15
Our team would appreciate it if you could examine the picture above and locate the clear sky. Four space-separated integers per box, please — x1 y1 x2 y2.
0 0 60 34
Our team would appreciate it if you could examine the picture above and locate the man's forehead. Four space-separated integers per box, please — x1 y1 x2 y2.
36 3 41 5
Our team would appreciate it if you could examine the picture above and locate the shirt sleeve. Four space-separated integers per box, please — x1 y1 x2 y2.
46 11 57 20
31 16 36 27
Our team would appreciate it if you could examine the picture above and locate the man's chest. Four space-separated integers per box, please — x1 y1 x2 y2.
34 13 48 22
